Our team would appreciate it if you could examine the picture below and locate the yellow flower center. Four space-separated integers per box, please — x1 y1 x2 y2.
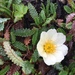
43 41 56 54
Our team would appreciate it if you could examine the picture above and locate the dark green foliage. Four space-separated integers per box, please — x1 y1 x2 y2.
30 50 39 62
59 70 68 75
12 41 27 51
28 0 57 27
32 29 39 45
13 28 35 37
28 3 39 25
66 34 72 41
10 32 16 43
57 28 66 35
0 65 10 75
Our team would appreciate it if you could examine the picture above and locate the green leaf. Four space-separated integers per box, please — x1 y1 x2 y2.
32 29 39 45
0 45 6 56
15 51 22 57
0 18 9 23
12 0 21 4
66 22 72 29
64 5 72 13
54 63 63 71
10 32 16 43
30 50 39 62
46 0 50 16
22 61 34 74
57 28 66 35
13 28 35 37
69 62 75 70
0 5 12 17
42 13 56 26
39 10 46 21
50 3 57 14
59 70 68 75
13 71 20 75
66 34 72 41
13 4 28 22
0 65 10 75
0 59 4 65
12 41 27 51
28 3 39 25
0 23 4 31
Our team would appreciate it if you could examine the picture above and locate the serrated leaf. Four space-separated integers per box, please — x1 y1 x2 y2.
39 10 46 21
42 13 56 26
28 3 39 25
32 29 39 45
46 0 50 16
59 70 68 75
14 28 35 37
13 71 20 75
30 50 39 62
12 41 27 51
0 65 10 75
0 59 4 65
64 5 72 13
22 61 34 74
50 3 57 14
10 32 16 43
13 4 28 22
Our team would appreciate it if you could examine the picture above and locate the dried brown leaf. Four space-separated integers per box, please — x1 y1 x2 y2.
66 13 75 23
56 19 63 26
6 64 20 75
4 30 10 40
24 37 31 46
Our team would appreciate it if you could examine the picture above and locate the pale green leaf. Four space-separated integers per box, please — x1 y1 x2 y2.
0 59 4 65
22 61 34 74
0 23 4 31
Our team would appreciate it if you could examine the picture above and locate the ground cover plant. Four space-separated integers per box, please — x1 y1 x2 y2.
0 0 75 75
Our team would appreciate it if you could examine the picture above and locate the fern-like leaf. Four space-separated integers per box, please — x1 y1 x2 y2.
3 41 24 66
13 28 35 37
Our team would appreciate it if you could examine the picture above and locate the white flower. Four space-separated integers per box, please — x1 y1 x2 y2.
37 29 68 66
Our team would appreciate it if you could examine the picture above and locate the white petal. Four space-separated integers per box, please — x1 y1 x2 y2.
47 29 57 39
52 33 66 46
56 45 68 56
40 31 48 41
43 54 56 65
37 41 47 57
53 51 64 63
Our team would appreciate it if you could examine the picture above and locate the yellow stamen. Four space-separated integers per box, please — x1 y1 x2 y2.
43 41 56 54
